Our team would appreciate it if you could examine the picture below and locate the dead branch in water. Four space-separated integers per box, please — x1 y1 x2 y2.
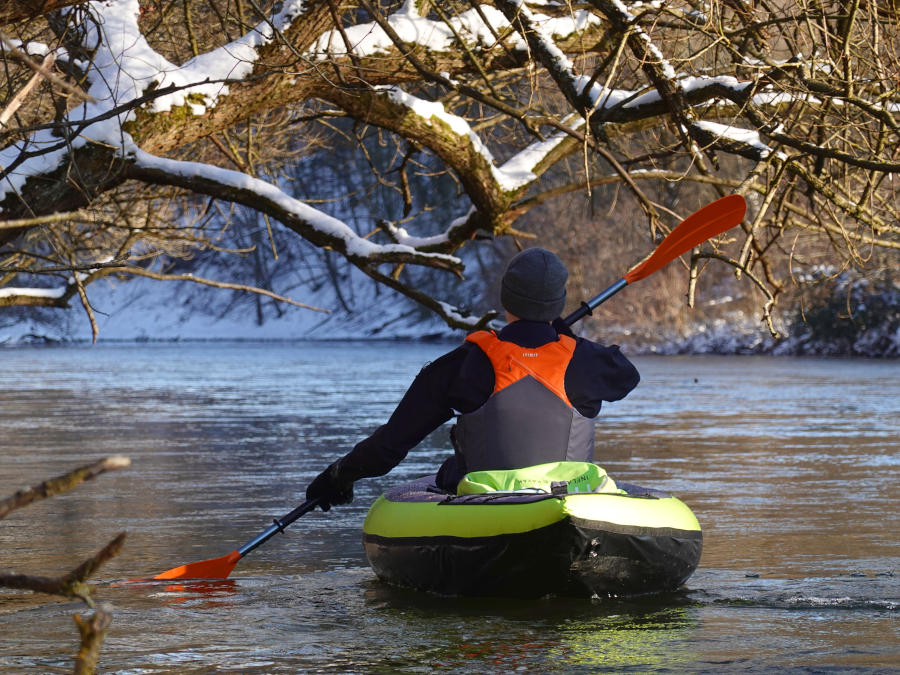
0 532 126 604
1 457 130 673
0 456 131 520
73 606 113 675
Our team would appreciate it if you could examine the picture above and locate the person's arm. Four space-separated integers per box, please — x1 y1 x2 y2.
306 343 490 508
336 352 463 481
565 340 640 418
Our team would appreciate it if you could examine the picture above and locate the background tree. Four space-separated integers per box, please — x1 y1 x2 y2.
1 0 898 340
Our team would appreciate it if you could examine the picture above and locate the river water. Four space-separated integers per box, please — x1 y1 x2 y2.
0 342 897 673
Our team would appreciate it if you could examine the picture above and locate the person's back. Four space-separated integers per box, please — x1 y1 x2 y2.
454 328 594 471
305 248 640 508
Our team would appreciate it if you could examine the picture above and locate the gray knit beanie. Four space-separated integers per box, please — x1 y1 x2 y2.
500 248 568 322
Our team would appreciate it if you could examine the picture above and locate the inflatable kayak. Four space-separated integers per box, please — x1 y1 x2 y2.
362 462 702 598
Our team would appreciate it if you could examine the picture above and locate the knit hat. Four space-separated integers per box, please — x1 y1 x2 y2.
500 248 568 322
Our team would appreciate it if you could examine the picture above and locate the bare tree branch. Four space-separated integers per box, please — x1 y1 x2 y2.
103 265 331 313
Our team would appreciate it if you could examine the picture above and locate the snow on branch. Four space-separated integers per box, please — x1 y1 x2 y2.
85 0 307 116
360 85 584 253
126 148 464 271
0 286 68 304
359 260 498 332
0 0 309 207
494 0 661 218
378 85 572 194
0 0 593 228
585 0 705 163
309 3 600 61
498 119 585 186
691 120 775 161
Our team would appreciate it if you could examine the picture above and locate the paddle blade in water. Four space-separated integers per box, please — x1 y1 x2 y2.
153 550 241 580
624 194 746 284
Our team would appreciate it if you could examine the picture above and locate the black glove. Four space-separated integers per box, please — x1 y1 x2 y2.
306 460 354 511
552 316 576 338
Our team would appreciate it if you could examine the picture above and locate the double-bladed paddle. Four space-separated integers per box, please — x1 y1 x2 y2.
152 193 746 580
564 193 747 325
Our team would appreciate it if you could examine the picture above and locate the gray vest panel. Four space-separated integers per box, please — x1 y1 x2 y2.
454 376 595 472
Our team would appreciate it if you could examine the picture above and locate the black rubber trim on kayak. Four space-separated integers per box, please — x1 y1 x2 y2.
568 516 703 539
382 479 678 506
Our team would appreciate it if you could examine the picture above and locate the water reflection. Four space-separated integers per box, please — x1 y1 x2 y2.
116 579 241 609
362 584 701 673
549 608 698 673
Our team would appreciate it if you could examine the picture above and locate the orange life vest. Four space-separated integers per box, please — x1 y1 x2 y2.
453 330 595 472
466 330 577 405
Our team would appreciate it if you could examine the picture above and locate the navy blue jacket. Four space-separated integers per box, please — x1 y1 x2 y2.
336 320 640 490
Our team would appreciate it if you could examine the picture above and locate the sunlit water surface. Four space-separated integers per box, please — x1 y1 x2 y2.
1 342 897 673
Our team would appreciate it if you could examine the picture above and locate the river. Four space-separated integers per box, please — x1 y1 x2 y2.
0 342 897 673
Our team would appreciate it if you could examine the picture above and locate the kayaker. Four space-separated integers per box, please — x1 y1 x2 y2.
305 248 640 510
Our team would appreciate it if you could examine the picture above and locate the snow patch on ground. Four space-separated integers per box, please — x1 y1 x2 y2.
0 273 463 344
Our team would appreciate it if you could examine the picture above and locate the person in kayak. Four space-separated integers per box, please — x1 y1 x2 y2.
305 248 640 510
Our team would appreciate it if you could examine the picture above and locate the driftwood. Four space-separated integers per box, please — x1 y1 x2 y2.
0 455 131 520
0 532 126 604
1 457 131 675
73 606 113 675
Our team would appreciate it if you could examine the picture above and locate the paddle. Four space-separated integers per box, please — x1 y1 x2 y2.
153 194 745 581
153 498 320 580
563 194 747 325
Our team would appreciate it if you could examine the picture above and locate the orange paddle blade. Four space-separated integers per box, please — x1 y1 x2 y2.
624 194 746 284
153 550 241 580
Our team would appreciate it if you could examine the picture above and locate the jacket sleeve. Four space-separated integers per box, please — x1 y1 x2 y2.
565 340 640 418
333 343 492 482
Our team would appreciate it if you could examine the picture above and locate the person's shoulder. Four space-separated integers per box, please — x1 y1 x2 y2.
572 336 638 371
572 335 622 355
423 338 484 369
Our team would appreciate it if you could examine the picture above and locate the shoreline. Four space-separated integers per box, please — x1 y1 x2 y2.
3 333 897 358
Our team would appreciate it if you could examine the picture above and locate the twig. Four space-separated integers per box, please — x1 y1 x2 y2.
0 52 57 128
0 209 96 229
692 251 781 337
0 456 131 520
108 266 330 313
0 32 95 104
74 270 99 344
0 532 126 604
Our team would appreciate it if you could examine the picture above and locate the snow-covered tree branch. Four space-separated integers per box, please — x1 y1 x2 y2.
1 0 898 337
